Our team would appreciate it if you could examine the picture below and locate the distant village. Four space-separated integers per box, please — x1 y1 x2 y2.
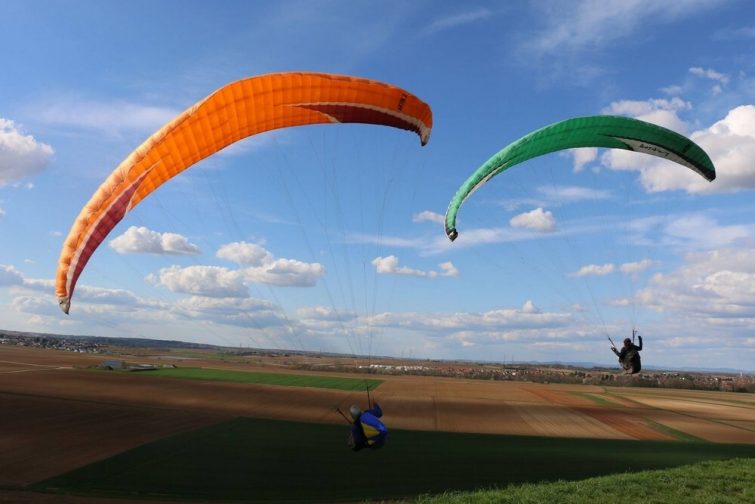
310 360 755 393
0 330 106 354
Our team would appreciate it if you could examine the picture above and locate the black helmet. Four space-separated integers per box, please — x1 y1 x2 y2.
623 338 631 344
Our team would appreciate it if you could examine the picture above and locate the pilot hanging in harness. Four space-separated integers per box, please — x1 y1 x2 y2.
336 385 388 451
609 330 643 374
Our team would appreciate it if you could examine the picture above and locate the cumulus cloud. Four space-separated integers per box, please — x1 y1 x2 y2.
522 300 540 314
438 262 459 277
412 210 445 224
510 208 556 232
371 255 459 278
636 248 755 328
217 241 273 266
109 226 200 255
571 147 598 172
216 241 325 287
149 265 248 298
0 118 54 186
0 264 25 286
599 103 755 194
242 259 325 287
602 97 691 133
172 296 288 329
70 284 142 307
569 263 615 277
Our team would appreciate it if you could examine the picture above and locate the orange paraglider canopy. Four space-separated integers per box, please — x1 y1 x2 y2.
55 72 433 313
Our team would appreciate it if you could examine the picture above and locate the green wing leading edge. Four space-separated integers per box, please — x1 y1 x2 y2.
444 115 716 241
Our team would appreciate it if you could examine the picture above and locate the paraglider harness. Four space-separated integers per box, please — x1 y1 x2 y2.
336 382 387 451
609 330 643 374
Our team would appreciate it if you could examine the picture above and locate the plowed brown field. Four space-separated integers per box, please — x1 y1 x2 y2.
2 344 753 495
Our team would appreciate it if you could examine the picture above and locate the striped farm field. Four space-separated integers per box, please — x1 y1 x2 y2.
32 417 755 503
140 366 384 391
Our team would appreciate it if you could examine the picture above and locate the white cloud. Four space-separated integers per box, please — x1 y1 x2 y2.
599 103 755 194
522 300 540 314
602 97 691 132
366 303 573 334
242 259 325 287
636 248 755 332
109 226 200 255
215 242 324 287
689 66 729 85
569 263 615 277
217 241 273 266
421 7 492 35
660 84 683 96
0 265 24 286
296 305 357 322
32 98 178 135
0 207 5 219
664 215 751 249
629 213 754 251
438 262 459 277
510 208 556 232
571 147 598 172
0 118 54 186
371 256 458 278
172 296 288 328
688 67 729 96
523 1 722 55
69 284 141 306
619 259 656 274
680 105 755 192
421 227 519 254
412 210 445 225
150 265 248 298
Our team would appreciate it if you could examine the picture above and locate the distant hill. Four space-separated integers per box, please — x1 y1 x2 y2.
2 327 751 374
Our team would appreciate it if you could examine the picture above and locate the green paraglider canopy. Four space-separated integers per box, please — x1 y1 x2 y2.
445 115 716 241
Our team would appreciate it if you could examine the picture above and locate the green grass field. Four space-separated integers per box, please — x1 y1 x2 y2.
407 457 755 503
137 367 383 391
33 416 755 503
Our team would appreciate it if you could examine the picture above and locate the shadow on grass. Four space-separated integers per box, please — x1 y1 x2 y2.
34 416 755 503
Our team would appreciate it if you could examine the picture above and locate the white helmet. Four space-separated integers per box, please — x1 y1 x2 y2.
350 405 361 420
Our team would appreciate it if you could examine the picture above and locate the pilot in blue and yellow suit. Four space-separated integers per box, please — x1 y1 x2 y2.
348 402 387 451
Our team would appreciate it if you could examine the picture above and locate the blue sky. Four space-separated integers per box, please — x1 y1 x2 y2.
2 0 755 370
